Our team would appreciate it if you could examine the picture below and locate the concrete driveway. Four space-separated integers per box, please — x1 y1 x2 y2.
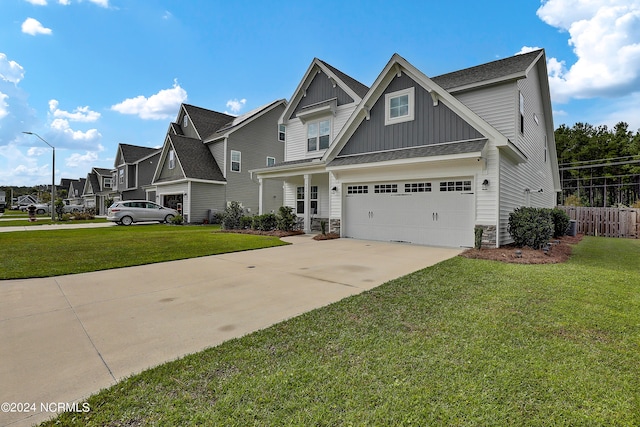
0 235 462 427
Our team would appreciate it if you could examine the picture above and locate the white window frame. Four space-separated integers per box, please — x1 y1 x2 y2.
278 124 286 142
103 177 112 189
296 186 318 214
231 150 241 173
183 115 188 128
307 119 331 152
519 92 525 134
119 168 125 184
266 156 276 167
385 87 415 126
168 150 175 170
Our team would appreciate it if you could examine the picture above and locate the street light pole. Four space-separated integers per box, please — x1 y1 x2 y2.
22 132 56 221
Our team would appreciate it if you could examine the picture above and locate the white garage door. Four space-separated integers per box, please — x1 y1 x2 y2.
344 179 475 247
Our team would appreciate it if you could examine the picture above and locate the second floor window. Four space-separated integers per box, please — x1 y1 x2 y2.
278 124 286 142
231 150 241 172
307 119 330 152
169 150 175 169
103 178 112 189
119 168 124 184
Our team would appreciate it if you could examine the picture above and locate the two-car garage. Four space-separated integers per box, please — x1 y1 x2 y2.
343 178 475 248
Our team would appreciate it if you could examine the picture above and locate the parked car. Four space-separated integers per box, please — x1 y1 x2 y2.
106 200 178 225
63 201 85 213
24 203 51 215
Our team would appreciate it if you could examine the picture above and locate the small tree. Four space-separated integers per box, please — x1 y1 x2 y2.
54 198 65 221
276 206 297 231
221 201 244 230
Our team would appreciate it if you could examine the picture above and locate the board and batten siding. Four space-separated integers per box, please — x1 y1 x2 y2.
225 103 285 214
340 74 483 156
289 69 355 120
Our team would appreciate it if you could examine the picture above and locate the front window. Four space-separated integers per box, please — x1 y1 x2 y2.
385 87 415 126
307 119 330 152
296 186 318 214
266 156 276 167
231 150 241 172
278 124 286 142
119 168 124 184
103 178 112 189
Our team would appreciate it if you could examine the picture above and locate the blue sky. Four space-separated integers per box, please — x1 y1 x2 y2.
1 0 640 186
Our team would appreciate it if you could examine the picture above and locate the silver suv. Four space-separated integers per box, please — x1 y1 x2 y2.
107 200 178 225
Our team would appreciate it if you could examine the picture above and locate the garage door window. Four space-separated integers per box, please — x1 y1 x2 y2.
374 184 398 193
440 180 472 192
347 185 368 194
405 182 431 192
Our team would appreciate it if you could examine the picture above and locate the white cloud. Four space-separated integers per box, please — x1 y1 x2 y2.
111 80 187 120
27 146 48 156
0 53 25 84
25 0 48 5
226 98 246 114
49 99 100 122
85 0 109 8
21 18 53 36
516 46 541 55
0 92 8 120
58 0 70 5
66 150 99 167
50 118 101 142
537 0 640 102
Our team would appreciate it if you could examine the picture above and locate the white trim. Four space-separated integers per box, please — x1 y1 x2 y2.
230 150 241 173
385 87 415 126
266 156 276 167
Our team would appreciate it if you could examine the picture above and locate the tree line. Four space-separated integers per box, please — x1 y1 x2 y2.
555 122 640 207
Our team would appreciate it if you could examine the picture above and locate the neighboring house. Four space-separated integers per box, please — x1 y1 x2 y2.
254 50 560 248
152 100 287 223
82 167 115 215
67 178 86 205
112 143 161 201
58 178 76 198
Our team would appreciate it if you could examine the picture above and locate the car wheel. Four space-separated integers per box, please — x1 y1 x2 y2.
36 209 45 215
164 214 175 223
121 216 133 226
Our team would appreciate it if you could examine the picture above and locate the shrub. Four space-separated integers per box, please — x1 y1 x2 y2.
474 226 483 249
170 214 184 225
631 200 640 209
240 216 253 229
221 201 244 230
507 207 554 248
549 208 570 238
73 211 95 220
60 213 72 221
252 213 277 231
320 220 327 235
210 211 225 225
276 206 297 231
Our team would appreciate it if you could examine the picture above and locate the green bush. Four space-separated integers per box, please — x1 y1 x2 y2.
507 207 554 248
170 214 184 225
252 213 277 231
474 226 483 249
240 216 253 229
276 206 297 231
564 194 582 206
549 208 570 237
210 211 225 225
73 211 95 220
221 201 244 230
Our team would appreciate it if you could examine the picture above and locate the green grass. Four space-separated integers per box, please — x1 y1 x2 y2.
40 236 640 426
0 225 287 279
0 217 108 227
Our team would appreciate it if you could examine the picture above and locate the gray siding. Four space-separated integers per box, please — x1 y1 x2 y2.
225 104 285 214
339 74 483 156
155 144 185 182
138 152 160 186
127 164 136 188
290 70 355 119
190 182 226 223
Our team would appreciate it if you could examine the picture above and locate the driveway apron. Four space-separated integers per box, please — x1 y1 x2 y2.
0 235 462 427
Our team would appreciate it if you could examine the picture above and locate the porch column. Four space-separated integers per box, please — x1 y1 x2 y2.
304 174 311 233
258 178 264 215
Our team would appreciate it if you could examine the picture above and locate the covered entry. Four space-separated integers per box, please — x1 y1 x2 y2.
343 178 475 247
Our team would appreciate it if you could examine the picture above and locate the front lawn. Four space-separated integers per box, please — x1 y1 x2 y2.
41 236 640 426
0 218 108 227
0 225 287 279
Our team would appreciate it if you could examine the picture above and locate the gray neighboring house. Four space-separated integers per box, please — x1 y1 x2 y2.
82 167 115 215
112 143 161 201
67 178 86 205
152 100 287 223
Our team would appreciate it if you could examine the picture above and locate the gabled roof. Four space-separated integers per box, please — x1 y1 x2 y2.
323 53 521 164
117 143 160 165
280 58 369 124
432 49 543 92
181 104 235 141
156 134 225 183
208 99 287 141
58 178 76 191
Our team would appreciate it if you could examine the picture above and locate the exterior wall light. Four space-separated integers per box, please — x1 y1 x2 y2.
482 179 489 190
331 186 338 195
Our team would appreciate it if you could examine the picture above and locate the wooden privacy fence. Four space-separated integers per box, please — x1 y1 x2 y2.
557 206 639 239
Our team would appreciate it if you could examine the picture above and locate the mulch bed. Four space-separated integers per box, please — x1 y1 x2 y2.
217 229 305 238
460 234 584 264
